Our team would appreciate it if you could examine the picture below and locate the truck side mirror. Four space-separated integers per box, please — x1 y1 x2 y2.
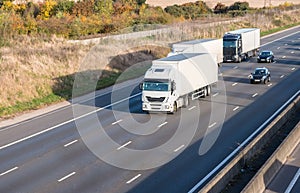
171 81 176 92
139 82 143 90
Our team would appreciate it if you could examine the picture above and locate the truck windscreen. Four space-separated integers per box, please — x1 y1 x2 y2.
143 82 170 91
223 40 237 48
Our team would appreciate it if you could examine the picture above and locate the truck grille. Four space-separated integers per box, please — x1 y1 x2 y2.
146 97 165 102
150 104 162 110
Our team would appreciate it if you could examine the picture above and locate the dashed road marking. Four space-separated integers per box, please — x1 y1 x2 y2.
252 93 258 98
268 83 273 87
158 122 168 128
0 167 18 176
117 141 132 150
174 145 185 152
213 93 219 97
232 83 238 86
292 68 296 71
188 106 196 111
58 172 76 182
282 56 286 59
291 51 295 54
112 119 123 125
126 174 141 184
209 122 217 128
233 106 240 111
233 66 238 69
277 47 280 49
280 75 285 79
64 140 78 147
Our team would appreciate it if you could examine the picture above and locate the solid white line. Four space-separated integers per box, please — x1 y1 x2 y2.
280 75 285 78
117 141 132 150
292 68 296 71
174 145 185 152
112 119 123 125
213 93 219 97
126 174 141 184
233 106 239 111
188 90 300 193
261 30 300 47
0 167 18 176
284 168 300 193
64 140 78 147
232 83 238 86
268 83 273 87
158 122 168 128
188 106 196 111
0 93 141 151
58 172 76 182
209 122 217 128
252 93 258 98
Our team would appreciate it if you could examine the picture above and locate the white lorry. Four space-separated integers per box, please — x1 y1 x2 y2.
223 28 260 63
168 38 223 66
140 53 218 113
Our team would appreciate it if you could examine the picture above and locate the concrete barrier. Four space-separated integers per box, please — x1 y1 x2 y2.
198 94 300 193
242 107 300 192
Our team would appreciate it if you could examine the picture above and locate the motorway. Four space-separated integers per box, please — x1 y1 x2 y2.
0 26 300 193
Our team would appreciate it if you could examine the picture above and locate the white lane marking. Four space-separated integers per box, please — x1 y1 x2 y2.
64 140 78 147
209 122 217 128
284 168 300 193
213 93 219 97
0 167 18 176
261 30 300 47
188 90 300 193
126 174 141 184
158 122 168 128
112 119 123 125
174 145 185 152
292 68 296 71
1 80 141 131
252 93 258 98
188 106 196 111
282 56 286 58
285 43 288 46
117 141 132 150
233 66 238 69
232 83 238 86
277 47 280 49
233 106 240 111
0 93 141 151
268 83 273 87
291 51 295 54
280 75 285 78
58 172 76 182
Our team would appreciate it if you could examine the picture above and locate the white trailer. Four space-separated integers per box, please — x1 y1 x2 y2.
223 28 260 62
141 53 218 113
168 38 223 66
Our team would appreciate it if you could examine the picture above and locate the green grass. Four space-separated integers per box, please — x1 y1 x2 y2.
261 22 300 37
0 63 151 119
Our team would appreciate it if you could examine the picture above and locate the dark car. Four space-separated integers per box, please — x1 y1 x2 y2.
249 67 271 84
257 50 274 63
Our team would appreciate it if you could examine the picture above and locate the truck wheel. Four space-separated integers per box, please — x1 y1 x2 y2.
173 102 177 113
183 95 189 108
206 86 211 96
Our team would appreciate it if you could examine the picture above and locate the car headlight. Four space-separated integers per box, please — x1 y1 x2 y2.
248 74 253 79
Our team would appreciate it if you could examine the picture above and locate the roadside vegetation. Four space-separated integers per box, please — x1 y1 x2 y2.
0 1 300 119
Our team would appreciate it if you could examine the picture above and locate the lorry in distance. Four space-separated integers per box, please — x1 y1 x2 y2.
223 28 260 63
168 38 223 66
140 53 218 113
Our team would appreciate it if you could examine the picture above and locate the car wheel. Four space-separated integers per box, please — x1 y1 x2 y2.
263 79 267 84
250 79 254 84
268 76 271 82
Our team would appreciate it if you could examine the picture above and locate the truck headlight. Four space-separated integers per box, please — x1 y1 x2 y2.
165 105 170 109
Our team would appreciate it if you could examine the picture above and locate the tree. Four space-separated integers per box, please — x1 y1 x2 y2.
214 2 228 14
228 1 249 11
94 0 113 16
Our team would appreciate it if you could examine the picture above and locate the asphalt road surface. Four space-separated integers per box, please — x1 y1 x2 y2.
0 26 299 193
